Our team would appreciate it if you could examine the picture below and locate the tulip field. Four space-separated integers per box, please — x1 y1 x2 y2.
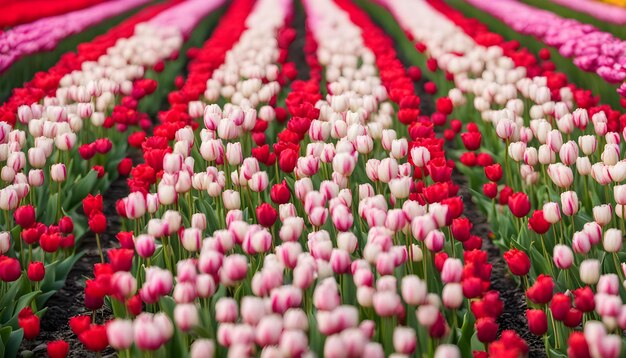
5 0 626 357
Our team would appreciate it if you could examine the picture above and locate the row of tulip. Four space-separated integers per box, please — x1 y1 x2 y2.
0 0 227 356
547 0 626 25
47 0 538 356
0 0 152 74
372 0 626 356
0 0 158 105
0 0 107 29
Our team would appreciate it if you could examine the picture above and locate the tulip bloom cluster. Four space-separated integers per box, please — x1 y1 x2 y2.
378 0 626 355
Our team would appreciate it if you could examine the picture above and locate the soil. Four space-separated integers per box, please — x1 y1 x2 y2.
452 171 546 357
19 177 127 358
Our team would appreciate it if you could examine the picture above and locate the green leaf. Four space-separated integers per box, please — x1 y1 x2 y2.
458 311 476 358
5 329 23 358
6 291 41 329
64 170 98 211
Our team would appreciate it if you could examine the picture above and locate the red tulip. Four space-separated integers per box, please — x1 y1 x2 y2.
270 181 291 204
424 81 437 94
508 192 530 217
451 217 472 242
83 194 103 217
126 294 142 316
482 182 498 199
92 165 105 178
573 286 595 312
459 152 477 167
47 340 69 358
528 210 550 234
116 231 135 250
470 291 503 319
58 216 74 233
21 228 40 245
27 261 45 281
278 148 298 173
426 58 438 72
462 277 483 298
78 143 96 160
484 164 502 182
460 132 482 151
88 212 107 234
434 252 448 272
463 235 482 251
526 275 554 304
40 233 62 253
14 205 36 228
476 317 498 343
79 325 109 351
407 66 421 81
550 293 571 321
435 97 453 115
567 332 591 358
69 315 92 336
84 279 107 310
18 307 40 340
107 248 134 272
498 186 513 205
118 157 133 176
0 256 21 282
564 308 582 328
476 153 493 167
94 138 112 154
526 309 547 335
256 203 278 228
503 248 530 276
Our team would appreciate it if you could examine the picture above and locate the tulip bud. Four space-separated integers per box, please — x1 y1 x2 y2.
604 229 622 253
580 259 600 284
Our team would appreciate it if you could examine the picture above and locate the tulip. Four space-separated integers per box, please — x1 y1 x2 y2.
503 249 530 276
603 229 622 253
476 317 498 343
526 275 554 304
27 261 45 281
174 303 199 332
508 192 530 217
580 259 600 284
393 326 416 354
0 257 21 282
553 245 573 269
191 339 215 358
14 205 35 228
50 163 67 182
560 191 578 216
568 332 591 358
401 275 427 305
47 340 70 358
107 319 134 350
442 283 463 309
18 307 40 340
